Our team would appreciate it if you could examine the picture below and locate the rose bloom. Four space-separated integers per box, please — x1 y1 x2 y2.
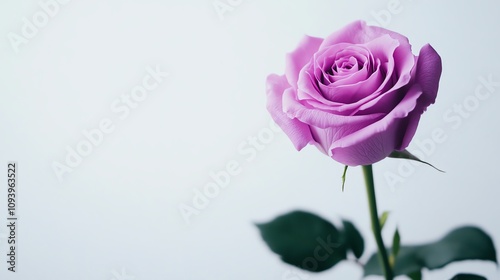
267 20 442 166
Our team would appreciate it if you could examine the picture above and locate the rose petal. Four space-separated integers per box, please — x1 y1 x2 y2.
282 86 385 129
320 20 411 49
398 44 442 149
329 119 403 166
309 122 372 158
266 74 315 150
330 116 401 166
330 85 423 165
285 35 324 87
412 44 442 106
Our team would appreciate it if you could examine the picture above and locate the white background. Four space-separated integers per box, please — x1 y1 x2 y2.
1 0 499 279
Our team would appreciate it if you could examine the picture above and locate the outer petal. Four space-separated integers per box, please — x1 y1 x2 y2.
285 35 323 87
330 86 423 166
329 118 404 166
398 44 442 149
320 20 411 49
282 86 385 129
412 44 442 107
266 74 315 150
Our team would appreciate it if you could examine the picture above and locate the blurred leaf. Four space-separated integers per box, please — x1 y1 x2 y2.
341 165 348 191
256 210 347 272
450 273 487 280
341 220 364 259
390 228 401 267
379 211 390 230
364 226 497 276
389 150 444 172
408 271 422 280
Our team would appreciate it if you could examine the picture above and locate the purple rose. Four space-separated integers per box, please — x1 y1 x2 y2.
266 20 442 166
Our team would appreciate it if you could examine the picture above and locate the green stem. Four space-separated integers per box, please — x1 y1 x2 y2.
362 165 393 280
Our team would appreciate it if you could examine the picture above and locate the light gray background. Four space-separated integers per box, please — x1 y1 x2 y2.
0 0 499 279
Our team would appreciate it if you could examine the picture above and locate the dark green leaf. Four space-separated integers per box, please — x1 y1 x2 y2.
408 271 422 280
389 149 444 172
364 226 497 276
379 211 390 231
256 211 347 272
341 220 364 259
365 245 423 276
450 273 487 280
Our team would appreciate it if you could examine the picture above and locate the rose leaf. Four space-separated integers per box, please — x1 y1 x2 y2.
364 226 497 276
256 210 347 272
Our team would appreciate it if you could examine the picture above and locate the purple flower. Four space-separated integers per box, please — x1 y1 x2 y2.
266 20 442 166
